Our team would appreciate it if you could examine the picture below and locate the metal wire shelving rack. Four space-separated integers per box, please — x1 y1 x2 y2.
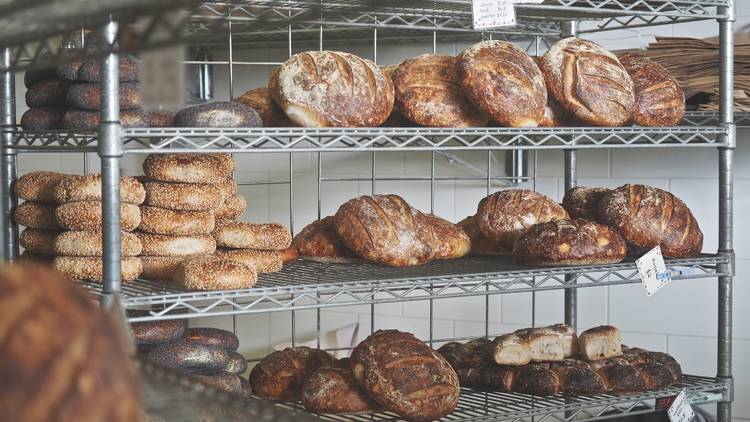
0 1 738 421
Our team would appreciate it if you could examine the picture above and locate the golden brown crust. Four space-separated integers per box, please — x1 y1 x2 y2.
19 228 60 255
541 38 634 126
213 222 292 250
214 195 247 220
54 230 142 256
392 54 488 127
562 186 613 220
269 51 394 127
14 201 59 229
140 256 194 281
302 364 380 414
53 174 145 205
250 347 335 401
292 216 363 263
619 54 685 127
139 206 216 236
458 41 547 127
55 201 142 232
13 171 67 202
135 233 216 256
457 215 509 255
173 257 257 290
143 153 235 184
422 214 471 260
235 87 294 127
142 181 223 211
214 248 283 273
52 256 143 282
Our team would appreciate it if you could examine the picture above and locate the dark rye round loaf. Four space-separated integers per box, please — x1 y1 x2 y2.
269 51 394 127
146 338 231 372
392 54 488 127
562 186 613 220
351 330 460 421
184 327 240 352
619 53 686 127
24 66 57 88
0 265 142 422
457 40 547 127
597 184 703 258
173 101 262 127
131 319 188 346
66 82 141 110
62 109 145 130
235 87 294 127
540 38 634 127
512 218 627 266
249 346 335 401
301 364 380 414
292 216 364 264
25 79 69 107
20 107 66 130
57 55 139 82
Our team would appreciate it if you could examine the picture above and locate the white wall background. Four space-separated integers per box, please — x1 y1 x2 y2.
9 4 750 419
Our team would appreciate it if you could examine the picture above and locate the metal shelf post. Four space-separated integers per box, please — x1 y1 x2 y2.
0 48 17 260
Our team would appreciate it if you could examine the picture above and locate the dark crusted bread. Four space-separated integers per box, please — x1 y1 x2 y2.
146 338 231 372
301 361 380 414
66 82 141 110
225 352 248 375
619 53 685 127
25 79 69 107
235 87 294 127
173 101 262 127
20 107 66 130
184 327 240 352
562 186 613 220
62 109 145 130
131 319 187 346
292 216 364 264
249 346 334 401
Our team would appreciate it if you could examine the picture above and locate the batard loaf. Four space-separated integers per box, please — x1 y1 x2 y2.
292 216 363 263
235 87 294 127
619 53 685 127
457 215 508 255
422 213 471 260
249 346 335 401
562 186 612 220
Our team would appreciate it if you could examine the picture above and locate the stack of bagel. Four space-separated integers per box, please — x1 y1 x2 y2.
14 171 66 265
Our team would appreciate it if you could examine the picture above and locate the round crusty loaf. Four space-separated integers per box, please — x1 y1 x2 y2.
20 107 66 130
53 230 142 256
25 79 69 107
540 38 634 127
184 327 240 352
131 319 188 346
0 265 142 421
14 201 59 229
173 257 257 290
213 222 292 251
391 54 488 127
619 53 685 127
225 352 248 375
14 171 67 202
192 372 242 394
476 189 569 251
146 338 231 373
234 87 294 127
269 51 394 127
214 248 283 273
214 195 247 221
422 213 471 260
140 256 192 281
55 201 142 232
457 215 508 255
53 174 145 205
562 186 613 220
216 177 238 200
52 256 143 282
457 41 547 127
249 346 335 401
143 153 235 184
136 232 216 256
138 206 215 236
142 181 223 211
173 101 262 128
292 216 363 264
66 82 141 110
62 109 145 130
597 184 703 258
512 218 627 266
19 228 60 255
302 364 380 414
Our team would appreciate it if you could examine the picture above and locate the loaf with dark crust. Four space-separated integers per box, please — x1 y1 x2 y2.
174 101 262 128
53 174 145 205
235 87 294 127
351 329 460 421
422 213 471 260
292 216 363 264
146 338 232 372
66 82 141 110
139 206 216 236
19 228 60 255
14 171 66 202
302 363 380 414
55 201 142 232
14 201 59 229
457 215 508 255
142 181 223 211
476 189 569 251
24 66 57 88
540 38 634 126
619 53 685 127
62 109 145 130
143 153 234 184
25 79 69 107
20 107 66 130
131 319 188 346
457 41 547 127
562 186 612 220
57 55 139 82
597 184 703 258
184 327 240 352
249 346 335 401
392 54 488 127
269 51 394 127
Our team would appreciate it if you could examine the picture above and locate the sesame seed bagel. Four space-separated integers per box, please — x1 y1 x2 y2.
17 250 54 266
214 195 247 220
55 201 142 232
213 222 292 251
216 177 238 200
185 327 240 351
173 257 257 290
14 201 59 229
138 206 216 235
51 256 143 282
19 228 60 255
142 153 235 184
53 174 145 205
214 248 283 273
136 232 217 256
131 319 188 347
143 181 223 211
140 256 194 281
53 230 142 256
13 171 67 202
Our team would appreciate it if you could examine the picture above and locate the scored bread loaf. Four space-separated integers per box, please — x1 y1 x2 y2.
20 107 66 130
457 215 508 255
14 171 66 202
301 361 380 414
562 186 613 220
619 53 685 127
213 195 247 220
214 248 283 273
578 325 622 361
142 181 223 211
173 257 257 290
53 174 145 205
391 54 488 127
235 87 294 127
173 101 262 127
422 213 471 260
269 51 394 127
249 346 335 401
14 201 59 229
457 41 547 127
55 201 142 232
184 327 240 352
53 230 142 256
52 256 143 282
136 233 216 256
213 222 292 250
19 228 60 255
597 184 703 258
540 38 634 127
292 216 363 264
143 153 234 184
139 206 216 236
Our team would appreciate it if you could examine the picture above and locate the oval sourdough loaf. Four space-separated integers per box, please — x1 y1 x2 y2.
249 346 335 400
619 53 685 127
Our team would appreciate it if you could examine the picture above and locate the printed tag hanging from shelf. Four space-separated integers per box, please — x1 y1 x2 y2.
472 0 516 30
636 245 671 296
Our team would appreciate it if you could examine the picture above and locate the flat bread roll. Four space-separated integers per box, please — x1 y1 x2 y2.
173 257 257 290
53 174 145 205
19 228 60 255
55 201 142 232
235 87 294 127
214 249 283 273
52 256 143 282
291 216 363 264
14 201 59 229
54 230 142 256
136 233 216 256
139 206 216 236
142 181 223 211
422 213 471 260
143 153 234 184
213 222 292 250
14 171 67 202
619 53 685 127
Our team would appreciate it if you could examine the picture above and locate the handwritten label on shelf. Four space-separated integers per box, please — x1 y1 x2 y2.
636 246 671 296
472 0 516 30
668 389 695 422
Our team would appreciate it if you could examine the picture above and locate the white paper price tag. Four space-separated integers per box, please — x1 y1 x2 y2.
668 389 695 422
636 246 671 296
472 0 516 30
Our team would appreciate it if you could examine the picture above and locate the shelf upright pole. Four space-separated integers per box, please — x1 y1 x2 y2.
99 19 123 309
0 48 18 261
717 4 735 421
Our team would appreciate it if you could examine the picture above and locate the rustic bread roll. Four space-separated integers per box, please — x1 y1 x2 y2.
131 319 188 346
62 109 146 130
619 54 685 127
54 230 142 256
19 228 60 255
146 338 231 372
225 352 248 375
235 87 294 127
174 101 262 127
140 256 191 281
562 186 612 220
184 327 240 352
14 171 66 202
457 41 547 127
214 195 247 220
597 184 703 258
20 107 66 130
142 181 223 211
58 55 139 82
493 334 531 366
53 174 145 205
549 323 578 358
173 257 257 290
351 330 459 421
25 79 69 107
531 56 576 128
66 82 141 110
391 54 488 127
291 216 363 264
143 153 235 184
457 215 508 255
192 372 242 394
52 256 143 282
213 222 292 251
269 51 394 127
493 324 577 366
0 265 142 421
422 213 471 260
136 233 216 256
540 38 635 126
302 364 380 414
512 218 627 266
14 201 58 229
16 250 54 266
55 201 142 232
579 325 622 361
139 206 215 236
249 346 335 401
214 248 283 273
145 110 175 128
216 177 238 200
476 189 569 251
334 194 434 267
